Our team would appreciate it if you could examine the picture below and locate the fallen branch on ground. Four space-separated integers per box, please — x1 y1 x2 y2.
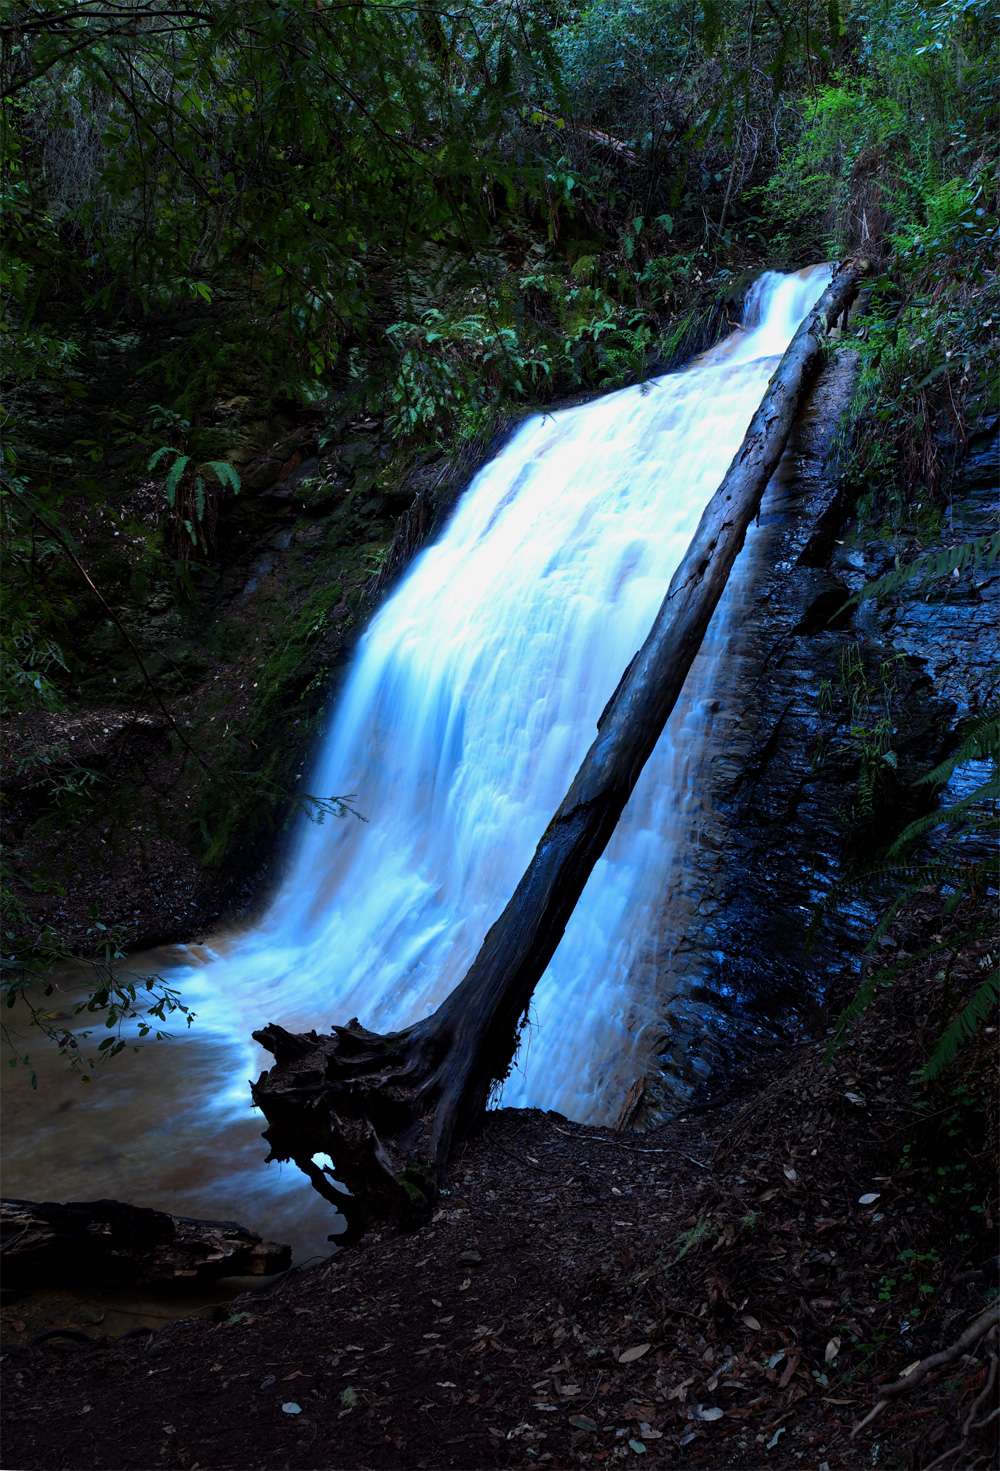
852 1303 1000 1440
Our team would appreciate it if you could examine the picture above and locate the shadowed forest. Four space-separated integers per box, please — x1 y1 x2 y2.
1 2 998 1468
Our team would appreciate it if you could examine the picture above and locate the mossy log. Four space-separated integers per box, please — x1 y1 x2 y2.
251 261 864 1234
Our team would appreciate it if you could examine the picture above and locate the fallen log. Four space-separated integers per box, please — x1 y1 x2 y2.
0 1197 291 1289
531 109 640 165
251 261 864 1232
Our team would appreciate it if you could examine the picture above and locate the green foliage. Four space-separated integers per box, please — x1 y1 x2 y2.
0 455 73 713
2 0 563 406
382 277 658 446
838 274 999 533
827 544 999 1080
1 893 195 1079
760 85 908 254
762 0 999 538
147 444 241 553
845 536 1000 608
194 577 366 869
818 643 905 824
923 968 999 1082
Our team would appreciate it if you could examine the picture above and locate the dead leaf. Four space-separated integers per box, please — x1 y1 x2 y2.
618 1343 652 1364
741 1314 762 1331
825 1337 841 1363
779 1356 798 1389
858 1193 880 1206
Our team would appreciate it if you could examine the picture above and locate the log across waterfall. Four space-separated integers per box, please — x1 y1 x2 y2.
250 261 863 1228
172 265 839 1125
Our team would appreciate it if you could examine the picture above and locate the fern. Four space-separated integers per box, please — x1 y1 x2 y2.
206 461 241 495
917 711 1000 788
146 445 173 471
829 923 990 1057
845 534 1000 609
825 661 998 1078
920 968 1000 1081
886 778 1000 857
146 451 240 550
164 453 190 507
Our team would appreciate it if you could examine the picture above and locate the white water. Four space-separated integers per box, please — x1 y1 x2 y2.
176 266 832 1127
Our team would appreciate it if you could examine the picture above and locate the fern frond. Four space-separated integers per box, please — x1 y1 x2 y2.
829 923 991 1059
206 461 242 495
917 711 1000 787
887 778 1000 856
845 534 1000 609
164 453 190 506
919 968 1000 1081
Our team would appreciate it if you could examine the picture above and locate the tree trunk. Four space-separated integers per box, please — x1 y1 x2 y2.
251 261 864 1233
1 1197 291 1288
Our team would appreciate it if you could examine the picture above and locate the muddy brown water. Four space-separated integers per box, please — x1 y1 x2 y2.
1 950 344 1337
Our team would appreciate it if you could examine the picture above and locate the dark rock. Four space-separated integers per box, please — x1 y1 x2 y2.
951 417 999 493
645 346 978 1114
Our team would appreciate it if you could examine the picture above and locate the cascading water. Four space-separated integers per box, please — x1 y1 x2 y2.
1 267 832 1255
179 264 832 1122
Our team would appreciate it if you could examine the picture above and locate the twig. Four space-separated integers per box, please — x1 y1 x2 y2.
852 1304 1000 1439
549 1123 708 1170
923 1446 965 1471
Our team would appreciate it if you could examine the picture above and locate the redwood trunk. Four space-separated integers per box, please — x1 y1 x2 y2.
252 262 863 1231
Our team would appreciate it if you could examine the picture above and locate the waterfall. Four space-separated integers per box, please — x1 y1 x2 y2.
180 266 832 1127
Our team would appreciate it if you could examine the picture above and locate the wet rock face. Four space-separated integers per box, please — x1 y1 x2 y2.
648 360 997 1113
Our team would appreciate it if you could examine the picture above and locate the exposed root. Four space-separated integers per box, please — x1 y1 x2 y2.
852 1304 1000 1462
250 1015 466 1233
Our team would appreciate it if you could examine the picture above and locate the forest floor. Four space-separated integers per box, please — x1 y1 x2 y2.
2 898 997 1471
